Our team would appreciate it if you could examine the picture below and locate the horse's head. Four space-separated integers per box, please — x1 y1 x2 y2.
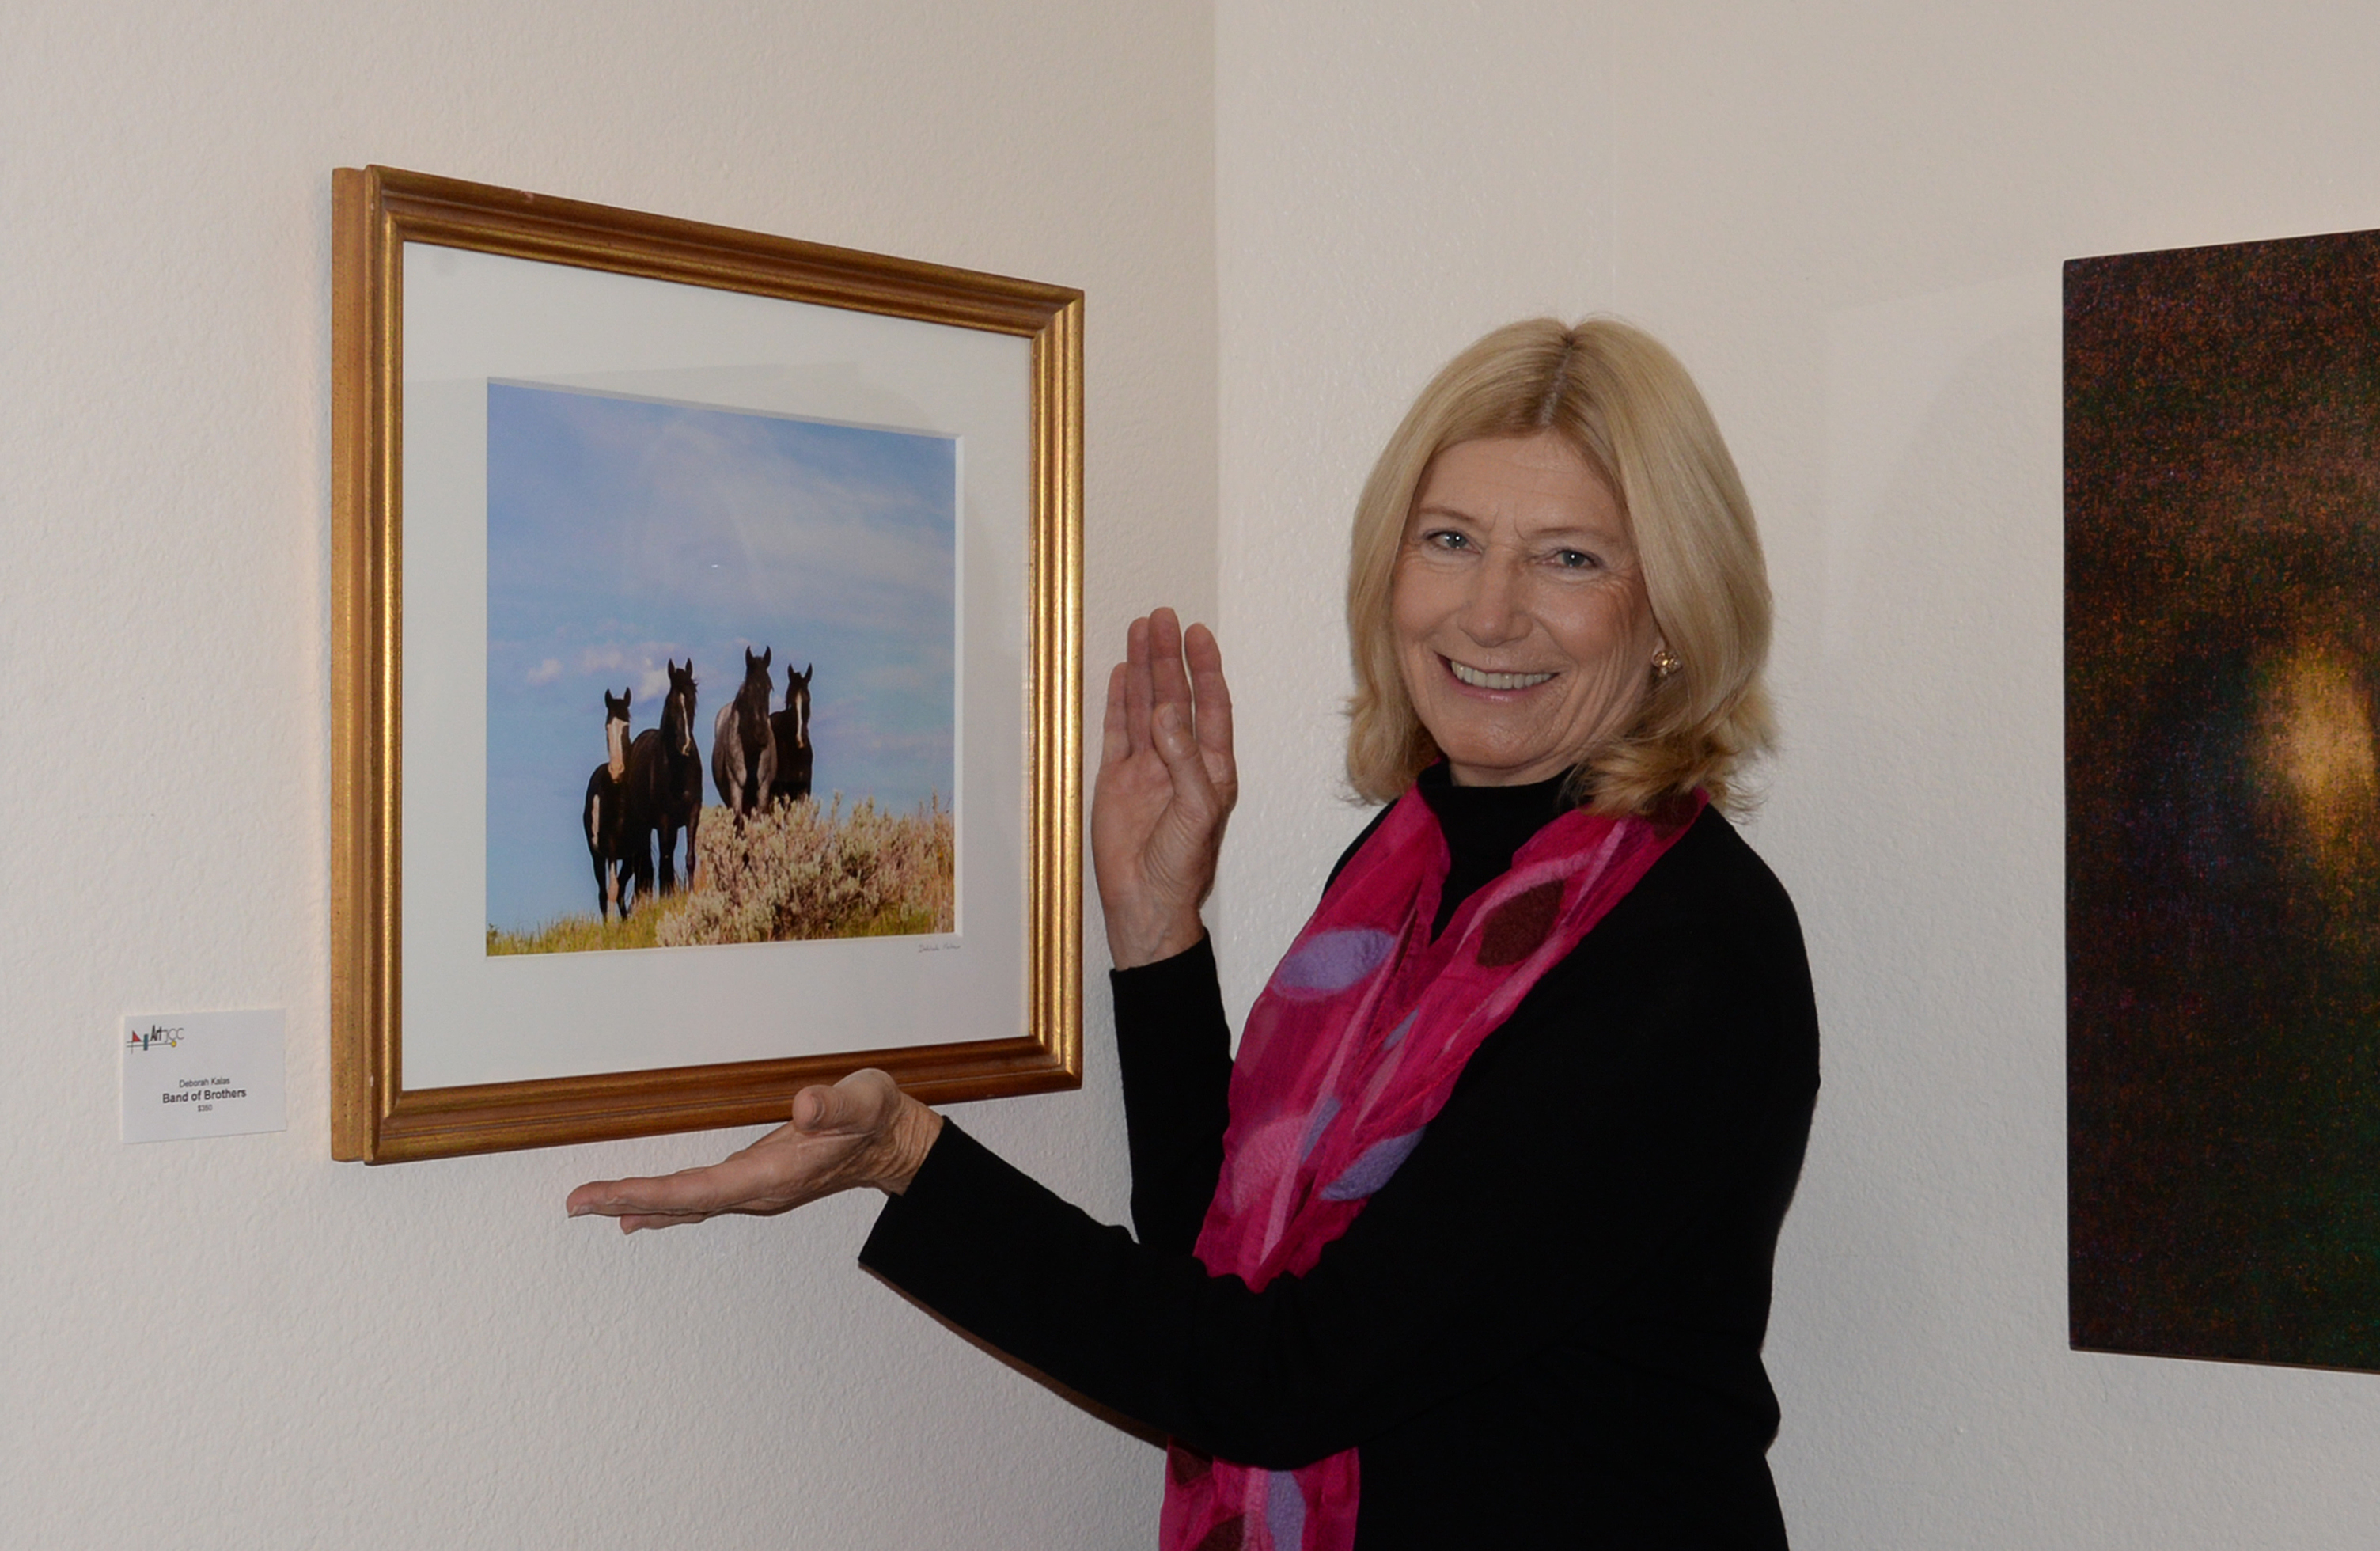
741 646 775 710
786 662 814 745
603 687 632 778
665 659 699 756
735 647 776 743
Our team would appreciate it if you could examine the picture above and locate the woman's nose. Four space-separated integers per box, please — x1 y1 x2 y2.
1457 553 1529 646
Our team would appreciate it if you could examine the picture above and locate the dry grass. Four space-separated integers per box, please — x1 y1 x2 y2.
485 899 687 956
487 794 953 956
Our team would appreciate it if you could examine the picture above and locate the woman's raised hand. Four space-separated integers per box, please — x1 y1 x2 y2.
565 1069 943 1232
1091 609 1237 969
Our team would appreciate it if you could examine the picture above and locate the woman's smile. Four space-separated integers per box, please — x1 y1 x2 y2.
1443 657 1558 692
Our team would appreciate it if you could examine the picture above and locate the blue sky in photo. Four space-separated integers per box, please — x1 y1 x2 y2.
486 382 956 933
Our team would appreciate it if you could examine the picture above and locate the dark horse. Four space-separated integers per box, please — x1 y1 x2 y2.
621 658 703 908
582 687 633 920
711 646 778 819
768 662 814 806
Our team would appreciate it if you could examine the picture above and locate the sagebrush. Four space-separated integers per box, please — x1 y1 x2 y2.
656 794 953 947
486 794 952 954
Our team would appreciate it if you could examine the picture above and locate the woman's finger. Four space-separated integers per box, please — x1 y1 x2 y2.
1100 660 1131 768
567 1163 740 1220
1123 614 1155 753
568 1120 811 1218
616 1211 712 1234
1146 609 1192 727
1184 623 1234 768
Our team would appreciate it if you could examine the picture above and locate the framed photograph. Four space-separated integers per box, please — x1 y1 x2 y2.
331 165 1082 1162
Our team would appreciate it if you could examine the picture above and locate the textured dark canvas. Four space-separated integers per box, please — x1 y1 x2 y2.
2068 229 2380 1370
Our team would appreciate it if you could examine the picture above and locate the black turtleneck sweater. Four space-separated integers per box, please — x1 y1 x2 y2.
862 772 1820 1549
1411 764 1575 939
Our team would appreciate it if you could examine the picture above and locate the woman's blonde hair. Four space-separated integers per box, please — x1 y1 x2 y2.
1345 317 1775 814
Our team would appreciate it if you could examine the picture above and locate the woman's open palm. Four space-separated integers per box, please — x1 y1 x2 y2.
1091 609 1237 968
565 1069 942 1232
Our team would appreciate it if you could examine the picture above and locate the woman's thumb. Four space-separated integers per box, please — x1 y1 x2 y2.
794 1083 869 1132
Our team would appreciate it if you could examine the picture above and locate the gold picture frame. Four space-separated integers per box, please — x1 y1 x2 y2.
331 165 1082 1162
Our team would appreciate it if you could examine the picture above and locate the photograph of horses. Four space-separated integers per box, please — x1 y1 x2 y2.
483 381 956 955
2068 226 2380 1373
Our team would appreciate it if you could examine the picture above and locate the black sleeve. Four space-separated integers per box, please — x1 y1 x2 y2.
1112 798 1385 1253
1109 935 1233 1253
860 901 1803 1471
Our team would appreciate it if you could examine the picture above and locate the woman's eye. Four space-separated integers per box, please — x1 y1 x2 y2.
1550 548 1599 571
1419 529 1472 552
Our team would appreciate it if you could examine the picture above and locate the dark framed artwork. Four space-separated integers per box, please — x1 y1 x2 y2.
331 166 1082 1162
2069 226 2380 1369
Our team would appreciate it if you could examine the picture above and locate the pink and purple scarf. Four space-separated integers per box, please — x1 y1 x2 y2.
1160 782 1704 1551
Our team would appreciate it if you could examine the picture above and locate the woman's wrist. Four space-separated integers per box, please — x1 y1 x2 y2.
1105 906 1207 970
876 1095 946 1196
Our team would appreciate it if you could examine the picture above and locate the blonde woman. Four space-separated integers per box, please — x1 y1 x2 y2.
573 319 1818 1549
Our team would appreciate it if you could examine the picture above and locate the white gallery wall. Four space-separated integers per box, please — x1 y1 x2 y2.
1215 2 2380 1546
0 3 1210 1546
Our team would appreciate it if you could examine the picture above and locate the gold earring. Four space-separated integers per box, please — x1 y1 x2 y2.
1651 647 1681 681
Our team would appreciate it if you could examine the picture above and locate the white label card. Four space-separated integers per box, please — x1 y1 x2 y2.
119 1009 287 1143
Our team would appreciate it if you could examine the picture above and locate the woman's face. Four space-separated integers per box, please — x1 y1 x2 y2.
1391 430 1662 787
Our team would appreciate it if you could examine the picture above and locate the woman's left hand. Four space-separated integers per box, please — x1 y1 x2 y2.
565 1069 944 1233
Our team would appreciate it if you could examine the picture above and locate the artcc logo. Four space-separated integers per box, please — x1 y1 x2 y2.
126 1023 184 1052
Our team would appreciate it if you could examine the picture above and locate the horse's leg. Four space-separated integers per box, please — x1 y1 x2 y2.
585 804 604 913
685 802 701 889
660 818 680 895
585 789 604 919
